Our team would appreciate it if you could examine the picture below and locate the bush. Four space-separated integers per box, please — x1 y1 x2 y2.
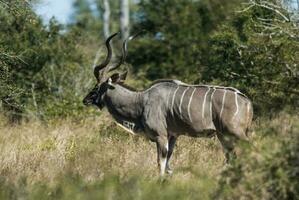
0 1 101 120
216 113 299 199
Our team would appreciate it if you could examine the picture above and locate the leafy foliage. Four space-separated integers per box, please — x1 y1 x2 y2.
0 1 99 120
217 113 299 199
128 0 243 81
202 1 299 114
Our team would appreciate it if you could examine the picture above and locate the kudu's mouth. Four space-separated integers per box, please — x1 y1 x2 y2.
83 97 105 110
83 98 93 106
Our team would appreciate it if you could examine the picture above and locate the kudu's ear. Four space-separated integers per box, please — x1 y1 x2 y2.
109 71 127 84
119 71 128 81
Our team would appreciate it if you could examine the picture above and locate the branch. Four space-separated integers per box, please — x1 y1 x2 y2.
260 1 281 9
236 1 290 22
258 3 290 22
236 4 255 13
0 52 28 65
257 17 287 24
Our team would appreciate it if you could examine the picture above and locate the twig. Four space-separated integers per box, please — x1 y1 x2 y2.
236 1 290 22
0 52 28 65
236 4 255 13
255 2 290 22
257 17 286 24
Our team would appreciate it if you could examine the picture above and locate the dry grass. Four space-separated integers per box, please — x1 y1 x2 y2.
0 113 224 186
0 113 298 199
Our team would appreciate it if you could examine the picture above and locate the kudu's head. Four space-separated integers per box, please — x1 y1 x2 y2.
83 32 137 109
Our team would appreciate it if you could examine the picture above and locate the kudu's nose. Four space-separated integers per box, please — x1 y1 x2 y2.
83 98 89 106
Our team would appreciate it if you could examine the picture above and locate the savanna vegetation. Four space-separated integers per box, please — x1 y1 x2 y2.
0 0 298 199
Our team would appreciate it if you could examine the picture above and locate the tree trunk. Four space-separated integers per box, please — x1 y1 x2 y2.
103 0 110 39
120 0 129 40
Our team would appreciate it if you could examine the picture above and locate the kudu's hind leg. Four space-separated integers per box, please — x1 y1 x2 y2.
216 132 237 164
166 136 177 174
156 136 168 176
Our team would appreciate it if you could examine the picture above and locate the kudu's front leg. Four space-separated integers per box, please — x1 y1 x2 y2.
156 136 168 176
166 135 177 174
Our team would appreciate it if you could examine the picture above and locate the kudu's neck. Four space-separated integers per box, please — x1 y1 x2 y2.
104 84 143 123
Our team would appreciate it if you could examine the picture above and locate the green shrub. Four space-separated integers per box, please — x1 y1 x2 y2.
217 113 299 199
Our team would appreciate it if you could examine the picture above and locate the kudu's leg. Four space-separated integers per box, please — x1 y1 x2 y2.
216 132 237 164
166 135 177 174
156 136 168 176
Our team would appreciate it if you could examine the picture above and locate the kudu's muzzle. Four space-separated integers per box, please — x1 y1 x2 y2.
82 97 92 106
82 99 90 106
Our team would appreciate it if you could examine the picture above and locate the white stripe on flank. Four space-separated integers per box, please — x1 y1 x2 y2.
187 88 196 123
171 86 180 114
210 88 216 120
232 92 239 120
219 90 227 118
179 87 189 115
202 87 211 119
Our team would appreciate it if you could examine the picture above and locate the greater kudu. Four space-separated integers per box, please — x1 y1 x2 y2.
83 32 253 176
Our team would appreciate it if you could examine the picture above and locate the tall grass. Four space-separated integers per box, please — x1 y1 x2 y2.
0 113 298 199
0 113 223 199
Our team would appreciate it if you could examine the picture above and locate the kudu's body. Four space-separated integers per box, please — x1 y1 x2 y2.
83 32 253 176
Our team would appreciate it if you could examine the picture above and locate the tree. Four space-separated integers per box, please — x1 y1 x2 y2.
202 0 299 114
128 0 242 81
0 0 93 120
120 0 130 39
72 0 93 27
103 0 111 38
71 0 102 36
96 0 122 38
0 0 48 121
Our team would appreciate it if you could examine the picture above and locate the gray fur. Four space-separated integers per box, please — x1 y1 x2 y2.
84 79 253 176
